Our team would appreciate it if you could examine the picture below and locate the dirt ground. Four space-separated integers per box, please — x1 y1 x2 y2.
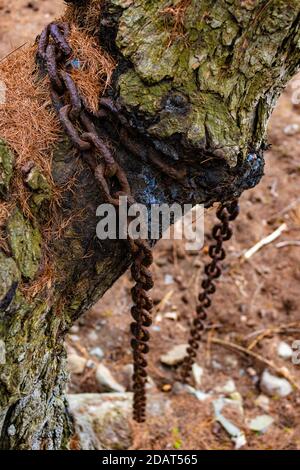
1 0 300 451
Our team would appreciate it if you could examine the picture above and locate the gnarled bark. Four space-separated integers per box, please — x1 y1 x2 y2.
0 0 299 449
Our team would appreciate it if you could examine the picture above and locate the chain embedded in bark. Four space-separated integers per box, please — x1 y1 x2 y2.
180 200 240 383
37 20 241 422
37 21 153 423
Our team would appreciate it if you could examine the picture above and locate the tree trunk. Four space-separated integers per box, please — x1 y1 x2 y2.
0 0 299 449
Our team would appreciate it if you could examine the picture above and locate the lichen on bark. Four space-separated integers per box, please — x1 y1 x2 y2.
112 0 300 165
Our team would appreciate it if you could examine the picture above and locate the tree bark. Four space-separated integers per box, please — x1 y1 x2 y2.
0 0 300 449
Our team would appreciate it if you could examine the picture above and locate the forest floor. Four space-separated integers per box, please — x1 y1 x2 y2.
1 0 300 451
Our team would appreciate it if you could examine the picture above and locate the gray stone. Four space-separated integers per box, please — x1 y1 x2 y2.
67 354 87 375
260 369 293 397
95 364 125 393
283 123 300 135
255 394 270 412
277 341 293 360
90 346 104 360
215 379 236 395
247 415 274 432
192 363 203 387
68 393 133 450
213 397 246 449
160 344 188 366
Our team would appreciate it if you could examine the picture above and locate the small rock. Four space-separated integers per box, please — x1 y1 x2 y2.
164 311 178 321
160 344 188 366
260 369 293 397
86 359 96 369
172 382 210 401
215 379 236 395
187 386 211 401
247 415 274 432
255 394 270 412
277 341 293 360
155 257 167 267
88 330 99 343
164 274 174 285
283 123 300 136
69 334 80 342
68 354 87 375
224 355 238 369
162 384 172 392
230 392 243 404
68 393 133 450
213 397 246 449
70 325 79 334
247 367 257 377
95 364 125 393
90 346 104 360
192 363 204 387
211 359 223 370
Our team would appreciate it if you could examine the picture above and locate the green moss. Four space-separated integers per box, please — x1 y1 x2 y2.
0 252 20 303
0 140 14 197
25 166 52 213
7 209 42 280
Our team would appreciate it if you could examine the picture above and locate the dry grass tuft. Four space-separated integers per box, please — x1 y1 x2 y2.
69 26 116 113
21 251 55 300
0 8 116 298
64 0 103 36
0 44 61 218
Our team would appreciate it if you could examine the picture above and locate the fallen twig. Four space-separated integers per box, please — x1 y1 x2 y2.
243 223 287 259
276 240 300 248
210 337 299 390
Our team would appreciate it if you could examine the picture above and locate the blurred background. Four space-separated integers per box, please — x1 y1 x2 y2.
1 0 300 450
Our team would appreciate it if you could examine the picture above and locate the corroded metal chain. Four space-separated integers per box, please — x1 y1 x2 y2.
181 200 240 383
37 21 153 423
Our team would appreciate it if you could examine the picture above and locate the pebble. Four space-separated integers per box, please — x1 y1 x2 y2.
260 369 293 397
88 330 99 343
192 363 204 387
164 274 174 285
247 415 274 432
67 354 87 375
255 394 270 412
69 334 80 342
213 397 246 449
224 355 238 369
215 379 236 395
160 344 188 366
70 325 79 334
90 346 104 360
283 123 300 135
277 341 293 360
95 364 125 393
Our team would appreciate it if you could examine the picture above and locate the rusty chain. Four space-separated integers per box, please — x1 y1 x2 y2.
37 21 153 423
37 19 241 422
180 200 240 382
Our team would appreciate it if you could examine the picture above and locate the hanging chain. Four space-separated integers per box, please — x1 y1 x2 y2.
37 21 153 423
180 200 240 383
37 20 241 422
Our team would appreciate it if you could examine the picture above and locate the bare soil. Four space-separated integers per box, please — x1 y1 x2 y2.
1 0 300 450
